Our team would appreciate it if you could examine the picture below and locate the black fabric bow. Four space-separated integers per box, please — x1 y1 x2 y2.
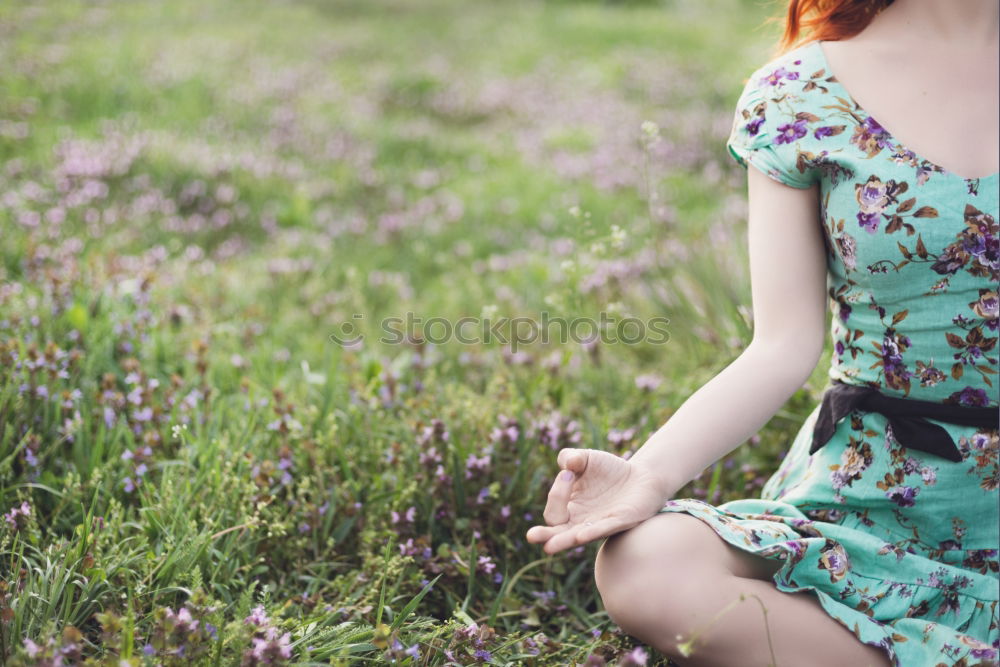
810 380 999 463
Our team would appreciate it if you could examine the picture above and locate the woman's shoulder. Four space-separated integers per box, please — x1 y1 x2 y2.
738 41 828 103
725 41 835 190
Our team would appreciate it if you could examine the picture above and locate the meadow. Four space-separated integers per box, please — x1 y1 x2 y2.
0 0 832 664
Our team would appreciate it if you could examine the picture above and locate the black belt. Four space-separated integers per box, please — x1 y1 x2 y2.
810 379 999 462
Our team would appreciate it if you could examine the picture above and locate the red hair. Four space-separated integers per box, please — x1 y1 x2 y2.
766 0 895 56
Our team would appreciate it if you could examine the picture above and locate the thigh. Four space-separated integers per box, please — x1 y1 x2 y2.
598 511 781 582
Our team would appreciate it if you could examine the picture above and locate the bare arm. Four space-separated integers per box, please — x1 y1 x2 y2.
525 167 830 554
628 166 829 498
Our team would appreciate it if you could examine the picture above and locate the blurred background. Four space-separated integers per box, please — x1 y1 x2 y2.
0 1 828 664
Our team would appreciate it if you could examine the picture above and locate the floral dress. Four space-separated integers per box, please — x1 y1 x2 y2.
658 39 999 667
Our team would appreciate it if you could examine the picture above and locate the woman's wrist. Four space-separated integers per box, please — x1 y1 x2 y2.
628 449 682 502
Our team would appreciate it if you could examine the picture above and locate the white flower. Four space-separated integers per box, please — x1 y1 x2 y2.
301 360 326 385
610 224 627 249
641 120 660 138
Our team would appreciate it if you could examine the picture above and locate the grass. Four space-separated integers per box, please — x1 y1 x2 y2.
0 0 830 664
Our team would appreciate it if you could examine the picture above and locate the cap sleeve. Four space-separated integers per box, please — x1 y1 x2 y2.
725 69 818 190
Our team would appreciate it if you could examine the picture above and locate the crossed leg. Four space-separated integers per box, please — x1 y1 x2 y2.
593 512 891 667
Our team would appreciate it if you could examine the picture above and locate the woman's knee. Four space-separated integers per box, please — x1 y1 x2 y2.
595 513 723 582
593 513 722 631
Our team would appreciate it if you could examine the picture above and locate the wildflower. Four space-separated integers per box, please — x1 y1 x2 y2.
4 501 31 531
634 373 662 392
490 415 520 444
640 121 661 147
165 607 199 633
607 427 636 446
245 606 269 626
610 224 626 249
247 627 292 664
620 645 649 666
391 506 417 524
23 638 41 658
477 555 496 574
530 411 582 450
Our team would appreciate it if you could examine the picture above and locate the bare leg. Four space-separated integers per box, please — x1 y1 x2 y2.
594 512 891 667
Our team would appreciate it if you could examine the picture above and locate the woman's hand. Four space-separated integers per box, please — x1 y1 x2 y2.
524 447 674 555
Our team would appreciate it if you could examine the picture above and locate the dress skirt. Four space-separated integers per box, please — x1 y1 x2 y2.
657 401 1000 666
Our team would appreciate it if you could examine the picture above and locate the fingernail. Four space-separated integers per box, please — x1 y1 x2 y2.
560 469 574 482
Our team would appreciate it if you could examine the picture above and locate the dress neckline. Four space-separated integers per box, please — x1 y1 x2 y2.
812 40 1000 184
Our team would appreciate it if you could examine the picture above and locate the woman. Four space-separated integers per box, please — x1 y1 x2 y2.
525 1 999 665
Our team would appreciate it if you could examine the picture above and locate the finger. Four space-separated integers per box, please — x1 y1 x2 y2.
557 448 587 475
525 522 571 544
575 516 633 544
542 468 576 526
542 523 586 555
544 516 632 554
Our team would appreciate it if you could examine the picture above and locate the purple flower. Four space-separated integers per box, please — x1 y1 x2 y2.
477 555 496 573
838 303 852 322
951 387 990 407
814 126 836 139
856 211 880 233
885 485 918 508
3 501 31 530
863 117 885 135
245 605 269 626
746 116 765 136
620 646 649 666
774 120 808 145
634 373 662 392
760 67 798 87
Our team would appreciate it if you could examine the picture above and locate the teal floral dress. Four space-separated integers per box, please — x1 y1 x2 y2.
658 40 999 667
